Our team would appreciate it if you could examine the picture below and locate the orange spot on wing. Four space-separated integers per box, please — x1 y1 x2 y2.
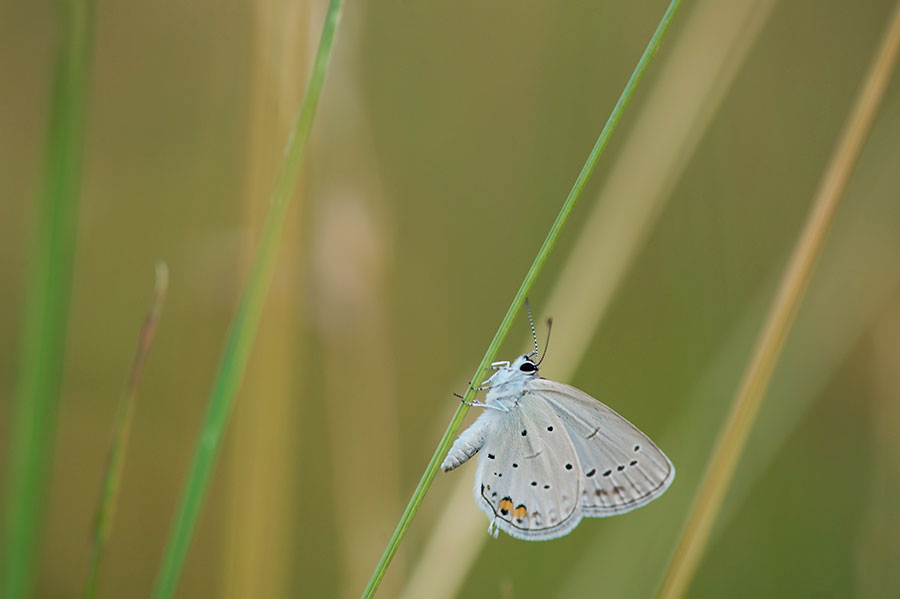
513 505 527 518
498 497 513 515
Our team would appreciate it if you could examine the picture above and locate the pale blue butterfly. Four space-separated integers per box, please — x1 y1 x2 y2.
442 304 675 540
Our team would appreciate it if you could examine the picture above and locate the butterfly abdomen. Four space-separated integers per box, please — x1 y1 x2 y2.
441 411 496 472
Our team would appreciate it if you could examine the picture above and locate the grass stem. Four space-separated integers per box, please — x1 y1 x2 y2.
1 0 94 595
84 264 168 599
151 1 343 596
360 1 682 596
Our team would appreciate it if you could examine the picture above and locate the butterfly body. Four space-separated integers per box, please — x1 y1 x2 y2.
442 354 675 541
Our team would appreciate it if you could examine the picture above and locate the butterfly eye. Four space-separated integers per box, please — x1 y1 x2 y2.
519 361 537 373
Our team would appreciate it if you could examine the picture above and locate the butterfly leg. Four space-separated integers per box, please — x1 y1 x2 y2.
454 392 509 411
475 365 506 390
469 401 508 411
455 377 491 397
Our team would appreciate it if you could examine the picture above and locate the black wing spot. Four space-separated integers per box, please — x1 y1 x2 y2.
543 484 550 489
634 445 641 452
630 460 638 466
565 463 573 470
547 426 554 432
521 429 527 436
586 468 596 477
617 465 625 471
488 454 495 460
531 481 537 486
512 463 518 468
603 470 612 477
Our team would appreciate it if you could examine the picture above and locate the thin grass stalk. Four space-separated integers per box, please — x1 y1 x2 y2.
657 4 900 596
1 0 94 596
84 263 168 599
223 2 308 595
401 2 774 595
361 1 683 596
151 1 343 596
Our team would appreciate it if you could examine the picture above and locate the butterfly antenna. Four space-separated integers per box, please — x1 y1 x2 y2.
524 298 539 360
537 317 552 366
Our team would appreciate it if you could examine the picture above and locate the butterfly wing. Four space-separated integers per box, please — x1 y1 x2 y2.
473 396 583 540
526 379 675 517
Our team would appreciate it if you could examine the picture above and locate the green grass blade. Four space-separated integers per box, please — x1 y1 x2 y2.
84 264 168 599
1 0 95 596
151 1 344 597
360 1 682 597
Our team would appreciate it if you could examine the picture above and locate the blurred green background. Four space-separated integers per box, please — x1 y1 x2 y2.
2 0 900 597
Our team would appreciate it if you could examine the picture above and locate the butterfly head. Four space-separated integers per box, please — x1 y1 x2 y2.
483 354 539 397
511 354 539 376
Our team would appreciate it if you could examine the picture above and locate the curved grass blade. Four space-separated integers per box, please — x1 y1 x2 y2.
361 1 683 596
1 0 95 595
151 1 344 596
400 3 775 593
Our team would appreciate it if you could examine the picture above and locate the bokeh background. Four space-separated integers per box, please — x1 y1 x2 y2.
2 0 900 596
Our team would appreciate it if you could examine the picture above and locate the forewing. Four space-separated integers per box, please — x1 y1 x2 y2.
473 397 583 540
526 379 675 517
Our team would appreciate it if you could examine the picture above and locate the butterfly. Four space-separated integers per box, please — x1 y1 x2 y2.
441 308 675 541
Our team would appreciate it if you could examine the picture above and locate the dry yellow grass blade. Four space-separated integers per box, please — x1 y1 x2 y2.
223 2 311 596
540 0 778 375
561 199 900 596
657 4 900 596
401 1 776 597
